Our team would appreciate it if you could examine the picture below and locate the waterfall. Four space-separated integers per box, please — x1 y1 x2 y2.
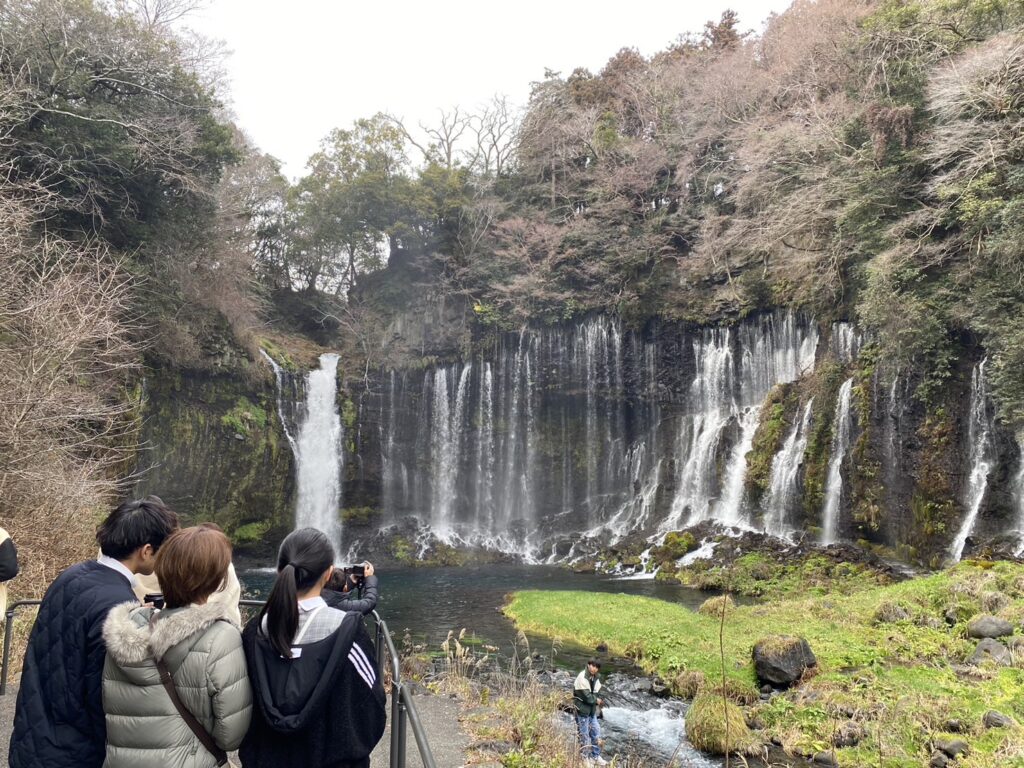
259 349 299 454
763 399 814 537
661 314 819 531
378 311 819 556
294 353 344 552
949 360 995 562
831 322 861 363
821 378 854 545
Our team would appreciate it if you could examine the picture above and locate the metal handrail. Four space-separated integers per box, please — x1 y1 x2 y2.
1 598 438 768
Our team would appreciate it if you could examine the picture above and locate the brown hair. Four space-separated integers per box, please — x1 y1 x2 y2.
155 524 232 609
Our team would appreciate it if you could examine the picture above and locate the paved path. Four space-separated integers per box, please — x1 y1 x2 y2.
0 686 13 764
0 686 476 768
372 691 473 768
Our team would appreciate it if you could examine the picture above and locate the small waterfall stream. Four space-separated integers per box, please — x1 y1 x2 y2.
763 399 814 536
821 379 854 545
950 360 995 562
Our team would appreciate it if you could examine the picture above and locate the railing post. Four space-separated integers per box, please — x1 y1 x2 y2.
397 694 408 768
1 608 15 696
375 620 385 681
390 681 403 767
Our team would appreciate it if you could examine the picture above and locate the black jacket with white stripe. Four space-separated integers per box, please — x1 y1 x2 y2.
239 611 386 768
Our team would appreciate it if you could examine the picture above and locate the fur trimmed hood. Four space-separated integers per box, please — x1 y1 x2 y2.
103 600 239 665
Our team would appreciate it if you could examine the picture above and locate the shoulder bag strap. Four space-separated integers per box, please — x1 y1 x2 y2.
155 656 228 766
292 603 327 645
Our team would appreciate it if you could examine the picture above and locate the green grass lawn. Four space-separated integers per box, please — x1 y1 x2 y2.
505 561 1024 766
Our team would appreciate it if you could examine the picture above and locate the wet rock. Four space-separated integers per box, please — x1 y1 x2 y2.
983 710 1014 729
650 678 670 698
811 752 839 766
753 635 817 686
969 638 1011 667
833 721 865 748
967 615 1014 639
929 751 949 768
935 738 969 758
233 433 245 441
761 684 773 695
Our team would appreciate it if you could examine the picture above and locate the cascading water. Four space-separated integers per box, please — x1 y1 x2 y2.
949 360 995 562
293 353 344 552
831 322 861 363
763 399 814 537
259 349 299 453
378 311 820 556
662 313 819 531
820 379 854 545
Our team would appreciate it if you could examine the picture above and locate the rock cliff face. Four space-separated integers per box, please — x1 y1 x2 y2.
137 309 1024 567
134 371 295 556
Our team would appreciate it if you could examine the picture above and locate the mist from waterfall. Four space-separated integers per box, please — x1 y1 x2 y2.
821 378 854 545
294 353 344 554
950 360 994 562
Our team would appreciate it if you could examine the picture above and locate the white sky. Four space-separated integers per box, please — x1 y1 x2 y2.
186 0 794 179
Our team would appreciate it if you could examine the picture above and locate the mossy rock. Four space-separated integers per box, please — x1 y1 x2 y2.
673 670 706 698
651 531 697 564
232 521 271 545
698 594 736 618
685 692 760 755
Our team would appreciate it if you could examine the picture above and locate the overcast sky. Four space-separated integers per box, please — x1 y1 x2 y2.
185 0 794 179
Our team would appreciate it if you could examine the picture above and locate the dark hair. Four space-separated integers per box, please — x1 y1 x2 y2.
97 496 179 560
261 528 335 658
588 659 602 669
156 524 232 609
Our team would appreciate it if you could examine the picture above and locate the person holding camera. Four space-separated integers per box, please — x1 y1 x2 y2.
101 524 252 768
573 659 608 766
323 561 378 615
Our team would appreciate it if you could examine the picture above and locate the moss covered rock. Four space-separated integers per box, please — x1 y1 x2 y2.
698 594 736 618
685 692 760 755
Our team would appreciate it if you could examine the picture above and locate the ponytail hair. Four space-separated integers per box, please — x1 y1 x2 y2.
260 527 335 658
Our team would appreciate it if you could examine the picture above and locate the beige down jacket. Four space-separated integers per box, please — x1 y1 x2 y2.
101 600 252 768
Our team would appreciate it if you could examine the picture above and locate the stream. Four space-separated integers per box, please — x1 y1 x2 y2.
240 564 732 767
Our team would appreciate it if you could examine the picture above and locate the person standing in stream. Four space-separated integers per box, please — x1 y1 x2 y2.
573 659 608 766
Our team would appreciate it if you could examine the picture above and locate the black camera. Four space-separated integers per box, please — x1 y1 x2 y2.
143 593 165 610
342 564 366 577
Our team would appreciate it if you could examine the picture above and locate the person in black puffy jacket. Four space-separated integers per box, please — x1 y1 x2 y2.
9 497 179 768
